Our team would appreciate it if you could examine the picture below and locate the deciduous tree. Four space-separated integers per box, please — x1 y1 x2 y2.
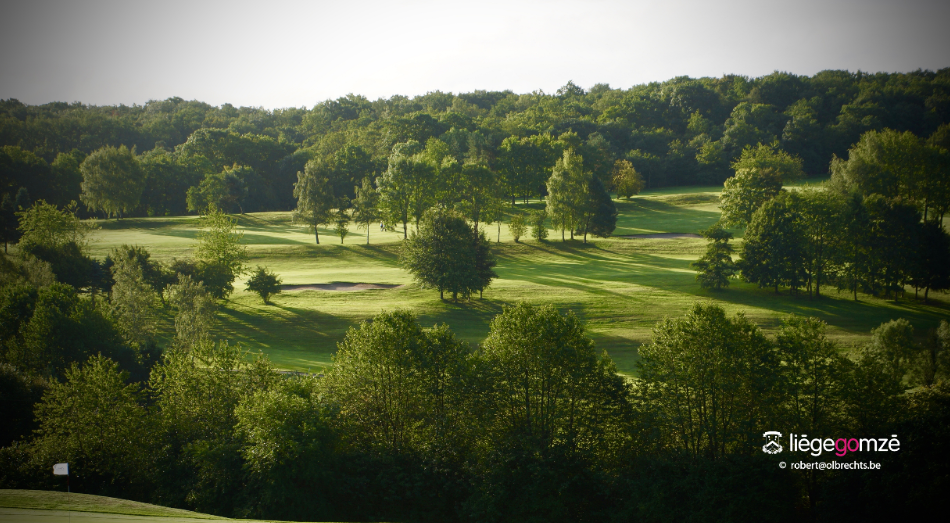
293 159 335 244
612 159 643 199
80 145 144 219
691 224 737 290
400 210 494 301
246 266 282 304
546 150 590 241
351 177 379 245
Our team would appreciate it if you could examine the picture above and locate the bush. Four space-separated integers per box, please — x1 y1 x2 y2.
530 210 548 242
508 213 526 243
246 267 282 304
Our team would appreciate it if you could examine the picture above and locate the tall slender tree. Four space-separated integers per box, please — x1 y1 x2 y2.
293 159 335 244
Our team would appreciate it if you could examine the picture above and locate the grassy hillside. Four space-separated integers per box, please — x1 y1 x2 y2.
0 490 358 523
82 186 950 376
0 489 223 519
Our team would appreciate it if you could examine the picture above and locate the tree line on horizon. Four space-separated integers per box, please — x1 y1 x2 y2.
2 69 950 219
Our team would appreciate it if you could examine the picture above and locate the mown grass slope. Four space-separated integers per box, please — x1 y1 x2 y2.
0 489 223 519
0 490 354 523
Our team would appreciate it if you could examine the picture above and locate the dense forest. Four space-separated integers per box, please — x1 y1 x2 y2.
2 69 950 217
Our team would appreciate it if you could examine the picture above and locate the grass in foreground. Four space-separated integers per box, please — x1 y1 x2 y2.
0 490 223 519
0 490 359 523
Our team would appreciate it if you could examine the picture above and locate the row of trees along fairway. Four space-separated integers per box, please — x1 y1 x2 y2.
694 129 950 300
5 70 950 219
3 300 949 521
291 137 617 254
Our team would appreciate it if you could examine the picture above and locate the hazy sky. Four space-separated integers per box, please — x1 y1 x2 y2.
2 0 948 109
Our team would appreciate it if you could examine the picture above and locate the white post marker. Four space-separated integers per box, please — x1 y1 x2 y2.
53 463 70 523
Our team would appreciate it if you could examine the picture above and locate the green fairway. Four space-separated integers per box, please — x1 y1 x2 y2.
82 186 950 376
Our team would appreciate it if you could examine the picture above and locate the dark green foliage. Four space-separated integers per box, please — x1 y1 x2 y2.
0 282 129 379
0 70 949 223
0 298 946 521
165 259 234 300
187 167 249 214
0 193 20 252
31 355 150 498
579 175 617 241
245 266 282 304
324 310 472 455
636 303 778 459
400 210 496 301
818 383 950 520
235 377 337 519
480 303 629 455
332 198 350 244
912 220 950 301
0 363 47 447
20 241 95 289
739 193 807 293
80 145 144 218
862 194 920 296
691 224 737 289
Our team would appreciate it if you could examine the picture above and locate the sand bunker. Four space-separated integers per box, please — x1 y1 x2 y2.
282 282 403 292
617 233 702 239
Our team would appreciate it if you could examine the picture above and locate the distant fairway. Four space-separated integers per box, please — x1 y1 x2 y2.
82 185 950 376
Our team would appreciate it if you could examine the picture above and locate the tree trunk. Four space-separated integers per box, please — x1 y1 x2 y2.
440 289 444 300
402 220 408 239
366 227 370 245
452 291 458 302
314 228 320 244
497 222 500 243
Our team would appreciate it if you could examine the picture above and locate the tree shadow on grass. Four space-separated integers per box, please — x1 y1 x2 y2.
588 332 643 376
497 243 696 298
215 302 345 351
614 198 722 236
239 232 311 245
686 282 950 337
149 228 201 240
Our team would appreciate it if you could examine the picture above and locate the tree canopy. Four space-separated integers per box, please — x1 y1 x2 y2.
400 210 496 301
80 145 144 219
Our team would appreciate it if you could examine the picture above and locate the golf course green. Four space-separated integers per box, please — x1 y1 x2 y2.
83 185 950 376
